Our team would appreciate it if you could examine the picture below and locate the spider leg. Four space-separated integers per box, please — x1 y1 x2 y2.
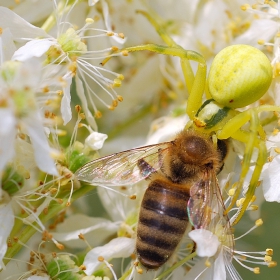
101 10 207 119
217 107 272 224
231 110 267 225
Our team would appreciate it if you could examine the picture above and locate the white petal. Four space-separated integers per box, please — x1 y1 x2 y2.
0 28 16 62
83 237 135 275
13 0 53 24
261 156 280 202
188 229 220 257
61 73 73 125
88 0 100 6
85 132 108 151
146 115 189 145
0 109 16 172
213 251 226 280
75 76 97 130
27 275 50 280
0 197 14 270
51 214 118 249
0 7 49 41
24 114 58 176
12 39 56 61
213 250 227 280
233 19 278 47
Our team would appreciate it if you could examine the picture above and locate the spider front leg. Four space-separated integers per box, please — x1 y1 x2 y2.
102 10 207 118
216 106 280 224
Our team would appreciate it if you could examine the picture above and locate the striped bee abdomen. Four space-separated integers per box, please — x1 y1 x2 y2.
136 179 190 269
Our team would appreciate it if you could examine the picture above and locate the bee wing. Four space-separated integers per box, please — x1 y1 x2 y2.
75 142 171 187
187 171 233 251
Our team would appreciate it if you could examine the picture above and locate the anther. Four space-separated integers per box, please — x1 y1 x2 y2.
111 46 119 51
266 248 273 256
121 50 129 56
94 111 102 118
255 219 263 227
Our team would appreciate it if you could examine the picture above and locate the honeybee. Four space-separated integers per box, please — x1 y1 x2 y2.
75 130 233 269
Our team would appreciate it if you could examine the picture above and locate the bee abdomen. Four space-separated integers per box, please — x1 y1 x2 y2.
136 180 189 269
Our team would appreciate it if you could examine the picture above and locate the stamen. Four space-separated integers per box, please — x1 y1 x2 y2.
235 219 263 240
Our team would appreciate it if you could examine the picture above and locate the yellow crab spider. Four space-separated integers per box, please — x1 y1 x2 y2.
103 10 280 225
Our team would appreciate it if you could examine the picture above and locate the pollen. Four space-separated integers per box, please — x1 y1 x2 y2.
253 267 260 274
268 261 277 268
111 46 119 51
79 264 86 270
266 248 273 256
121 50 129 56
129 195 137 200
228 188 236 196
264 255 272 262
255 219 263 227
205 259 211 267
98 256 105 262
117 95 124 102
85 18 94 24
240 4 250 11
113 78 122 87
94 111 102 118
236 198 245 207
56 243 65 250
78 233 85 240
258 39 265 45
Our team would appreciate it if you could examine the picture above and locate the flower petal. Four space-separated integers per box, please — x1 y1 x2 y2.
0 7 49 41
0 28 16 61
213 251 226 280
24 114 58 176
0 196 14 269
188 229 220 257
85 132 108 151
61 73 73 125
12 39 56 61
261 156 280 202
75 76 97 130
83 237 135 275
0 109 16 173
51 214 118 249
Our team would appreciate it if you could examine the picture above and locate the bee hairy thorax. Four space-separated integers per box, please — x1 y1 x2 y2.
163 131 223 184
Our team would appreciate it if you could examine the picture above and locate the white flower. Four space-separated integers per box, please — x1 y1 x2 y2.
0 4 125 129
0 59 58 175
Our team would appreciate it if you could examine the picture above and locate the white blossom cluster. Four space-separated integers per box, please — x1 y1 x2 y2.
0 1 280 280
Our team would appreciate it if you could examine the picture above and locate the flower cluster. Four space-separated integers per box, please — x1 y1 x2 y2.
0 1 280 280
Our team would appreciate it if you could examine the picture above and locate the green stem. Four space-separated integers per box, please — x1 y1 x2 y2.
3 183 95 266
